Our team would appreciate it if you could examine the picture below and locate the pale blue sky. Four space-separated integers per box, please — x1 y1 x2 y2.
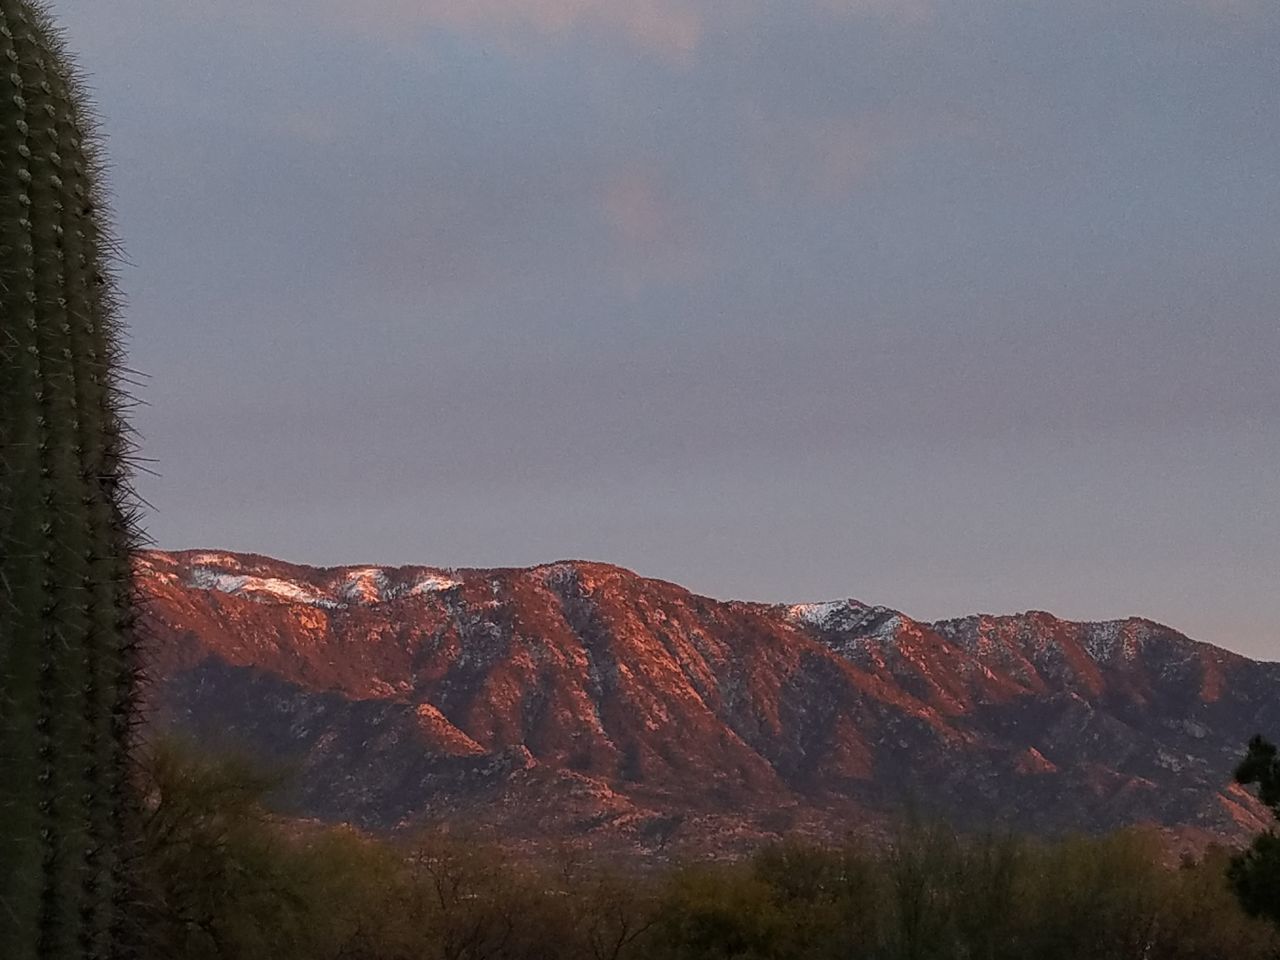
56 0 1280 657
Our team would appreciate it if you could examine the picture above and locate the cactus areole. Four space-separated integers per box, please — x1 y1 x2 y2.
0 2 142 958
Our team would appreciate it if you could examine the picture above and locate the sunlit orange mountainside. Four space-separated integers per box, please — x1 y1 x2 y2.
138 550 1278 859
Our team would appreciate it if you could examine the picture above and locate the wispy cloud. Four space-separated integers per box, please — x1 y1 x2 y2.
743 105 983 200
817 0 935 26
599 167 708 290
320 0 705 59
459 0 702 56
93 0 947 61
322 0 943 55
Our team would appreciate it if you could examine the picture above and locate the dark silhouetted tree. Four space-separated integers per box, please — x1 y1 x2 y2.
1229 735 1280 928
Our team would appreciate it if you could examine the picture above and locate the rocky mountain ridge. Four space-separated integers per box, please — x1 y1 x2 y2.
138 549 1280 859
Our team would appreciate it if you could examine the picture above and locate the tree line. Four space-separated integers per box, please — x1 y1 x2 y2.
123 738 1280 960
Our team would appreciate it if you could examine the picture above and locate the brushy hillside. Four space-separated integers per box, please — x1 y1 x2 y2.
129 739 1279 960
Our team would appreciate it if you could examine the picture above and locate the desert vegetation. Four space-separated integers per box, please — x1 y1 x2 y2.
122 739 1280 960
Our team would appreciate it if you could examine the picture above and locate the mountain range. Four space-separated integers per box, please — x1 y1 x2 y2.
138 549 1279 860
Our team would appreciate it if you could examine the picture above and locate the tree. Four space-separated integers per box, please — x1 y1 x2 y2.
1229 735 1280 928
130 739 306 960
1236 736 1280 811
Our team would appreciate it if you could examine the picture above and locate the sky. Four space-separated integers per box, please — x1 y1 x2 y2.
54 0 1280 659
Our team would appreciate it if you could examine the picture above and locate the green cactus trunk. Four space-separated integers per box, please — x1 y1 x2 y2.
0 2 142 959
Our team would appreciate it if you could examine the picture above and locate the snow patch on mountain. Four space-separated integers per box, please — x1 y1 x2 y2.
188 563 460 609
789 600 857 628
188 567 340 608
340 568 391 603
1083 620 1150 663
786 599 900 636
1083 622 1124 662
408 575 461 596
932 617 990 654
189 552 244 568
823 614 906 663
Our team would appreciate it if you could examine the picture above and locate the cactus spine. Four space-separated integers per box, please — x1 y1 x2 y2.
0 2 142 959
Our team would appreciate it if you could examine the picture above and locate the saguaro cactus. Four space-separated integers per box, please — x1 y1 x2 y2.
0 2 143 958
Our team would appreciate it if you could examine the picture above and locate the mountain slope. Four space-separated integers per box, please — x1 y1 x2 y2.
138 550 1279 858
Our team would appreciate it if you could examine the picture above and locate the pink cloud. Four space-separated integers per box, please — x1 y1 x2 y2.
338 0 947 56
124 0 951 61
817 0 935 25
599 168 708 291
103 0 706 59
744 103 984 200
325 0 704 60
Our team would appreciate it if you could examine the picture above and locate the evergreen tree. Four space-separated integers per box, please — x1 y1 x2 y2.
1229 736 1280 927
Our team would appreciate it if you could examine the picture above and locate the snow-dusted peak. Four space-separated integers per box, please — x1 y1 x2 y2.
185 561 460 609
786 599 894 633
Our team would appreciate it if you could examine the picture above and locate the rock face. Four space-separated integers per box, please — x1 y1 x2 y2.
139 550 1280 858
